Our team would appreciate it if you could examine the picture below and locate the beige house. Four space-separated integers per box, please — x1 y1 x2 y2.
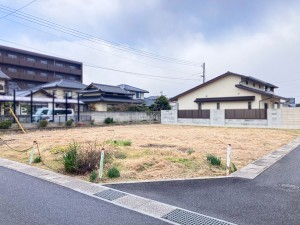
170 71 287 110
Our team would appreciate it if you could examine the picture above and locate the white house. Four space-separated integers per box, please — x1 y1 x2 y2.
170 71 287 110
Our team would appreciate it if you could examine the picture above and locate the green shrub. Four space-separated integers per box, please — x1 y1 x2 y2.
63 142 102 174
38 120 48 128
207 154 221 166
63 143 79 173
65 119 73 126
33 156 42 163
0 120 12 129
107 167 120 178
89 170 98 182
104 117 114 124
230 162 237 173
106 139 132 147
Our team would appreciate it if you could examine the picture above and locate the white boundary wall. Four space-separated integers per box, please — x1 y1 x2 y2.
161 108 300 129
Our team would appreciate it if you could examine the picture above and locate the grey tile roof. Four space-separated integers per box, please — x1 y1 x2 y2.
235 84 287 99
118 84 149 93
90 83 132 95
144 96 158 106
80 96 139 104
41 79 87 89
0 70 10 80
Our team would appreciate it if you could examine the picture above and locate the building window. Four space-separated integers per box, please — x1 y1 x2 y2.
217 102 220 109
27 84 35 88
64 91 72 98
55 74 64 79
270 87 274 92
8 67 17 73
8 53 17 59
253 83 255 87
55 62 63 67
27 70 36 75
69 65 76 69
248 102 252 109
0 84 3 90
68 76 76 80
41 60 48 64
198 103 202 110
136 92 141 98
40 72 47 77
27 57 36 62
259 84 261 89
265 86 268 91
245 80 248 85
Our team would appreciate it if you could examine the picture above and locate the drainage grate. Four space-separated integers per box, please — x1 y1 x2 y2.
280 184 300 191
163 209 235 225
94 189 126 201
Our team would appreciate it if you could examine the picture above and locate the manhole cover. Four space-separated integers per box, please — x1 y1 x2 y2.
279 184 300 191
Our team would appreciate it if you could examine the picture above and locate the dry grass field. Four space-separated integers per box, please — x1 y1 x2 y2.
0 124 299 183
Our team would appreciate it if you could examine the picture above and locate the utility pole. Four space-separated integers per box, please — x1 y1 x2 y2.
201 62 205 83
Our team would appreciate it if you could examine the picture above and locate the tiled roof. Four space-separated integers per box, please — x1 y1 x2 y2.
0 70 10 80
89 83 132 95
41 79 87 89
235 84 287 99
118 84 149 93
80 96 139 104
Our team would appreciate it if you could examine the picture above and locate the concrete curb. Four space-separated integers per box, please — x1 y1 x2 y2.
0 158 236 225
230 137 300 179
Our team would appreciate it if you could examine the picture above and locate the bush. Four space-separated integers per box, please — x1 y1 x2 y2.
63 142 102 174
107 167 120 178
207 154 221 166
104 117 114 124
63 143 79 173
106 139 132 147
33 156 42 163
0 120 12 129
38 120 48 128
89 170 98 182
65 119 73 127
77 148 101 174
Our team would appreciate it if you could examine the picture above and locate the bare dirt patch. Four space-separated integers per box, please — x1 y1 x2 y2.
1 124 299 183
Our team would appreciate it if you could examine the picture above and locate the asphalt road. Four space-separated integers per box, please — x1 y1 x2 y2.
107 146 300 225
0 166 170 225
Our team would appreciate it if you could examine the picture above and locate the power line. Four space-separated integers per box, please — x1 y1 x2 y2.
3 18 199 76
0 0 37 19
0 38 199 82
84 64 199 81
0 5 203 67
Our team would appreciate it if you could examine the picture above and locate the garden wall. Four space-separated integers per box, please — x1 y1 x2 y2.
161 108 300 129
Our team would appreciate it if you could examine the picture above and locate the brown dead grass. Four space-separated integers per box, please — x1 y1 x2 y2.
0 124 299 183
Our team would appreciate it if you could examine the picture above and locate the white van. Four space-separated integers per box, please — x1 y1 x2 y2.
32 108 75 122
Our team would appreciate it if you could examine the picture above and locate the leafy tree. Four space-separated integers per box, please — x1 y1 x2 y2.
296 103 300 107
151 95 171 111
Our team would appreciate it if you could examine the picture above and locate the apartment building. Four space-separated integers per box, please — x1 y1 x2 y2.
0 45 83 94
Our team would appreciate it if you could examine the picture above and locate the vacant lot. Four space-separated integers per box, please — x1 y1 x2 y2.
0 125 299 183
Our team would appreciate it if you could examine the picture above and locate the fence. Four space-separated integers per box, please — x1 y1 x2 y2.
0 114 92 123
225 109 267 120
178 110 210 119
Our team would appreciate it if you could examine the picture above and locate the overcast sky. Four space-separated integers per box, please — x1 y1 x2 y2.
0 0 300 101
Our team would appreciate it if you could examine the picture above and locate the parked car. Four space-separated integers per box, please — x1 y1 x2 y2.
32 108 75 122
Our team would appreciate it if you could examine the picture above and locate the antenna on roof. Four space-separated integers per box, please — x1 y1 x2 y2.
201 63 205 83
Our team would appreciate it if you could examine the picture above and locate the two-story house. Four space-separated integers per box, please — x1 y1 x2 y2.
170 71 287 110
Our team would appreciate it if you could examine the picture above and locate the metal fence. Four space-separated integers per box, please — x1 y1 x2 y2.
178 110 210 119
225 109 267 120
0 114 92 123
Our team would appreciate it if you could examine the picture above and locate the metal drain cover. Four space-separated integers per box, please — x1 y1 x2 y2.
280 184 300 191
163 209 235 225
94 189 126 201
